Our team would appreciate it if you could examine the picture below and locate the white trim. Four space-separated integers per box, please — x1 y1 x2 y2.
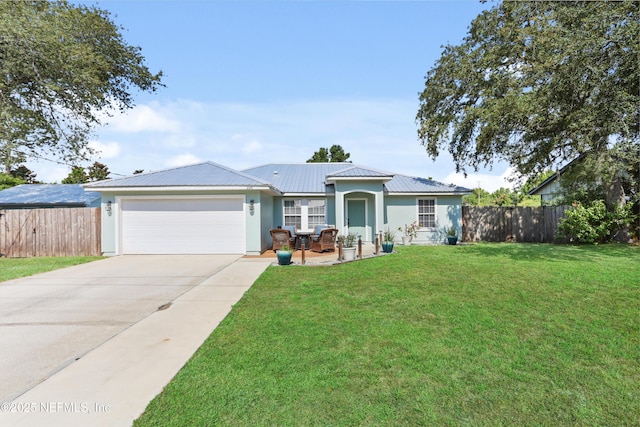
89 185 277 194
416 196 437 230
282 197 327 232
115 194 245 255
390 192 469 196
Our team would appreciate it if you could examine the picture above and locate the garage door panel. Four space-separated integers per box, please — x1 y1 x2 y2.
121 198 245 254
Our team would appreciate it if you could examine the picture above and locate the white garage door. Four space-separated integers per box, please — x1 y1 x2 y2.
120 197 245 254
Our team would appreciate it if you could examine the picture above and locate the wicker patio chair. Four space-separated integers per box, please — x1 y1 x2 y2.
310 228 338 253
270 228 296 252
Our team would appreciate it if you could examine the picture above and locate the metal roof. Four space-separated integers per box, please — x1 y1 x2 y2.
384 174 473 194
84 161 471 195
0 184 101 208
242 163 355 193
245 163 471 194
86 161 273 189
327 166 395 179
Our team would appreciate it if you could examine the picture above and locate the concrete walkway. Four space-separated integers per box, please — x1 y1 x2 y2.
0 256 271 427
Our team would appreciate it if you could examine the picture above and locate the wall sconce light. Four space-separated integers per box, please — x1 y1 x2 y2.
106 200 112 216
249 199 255 215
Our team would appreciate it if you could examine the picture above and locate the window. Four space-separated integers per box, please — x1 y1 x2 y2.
283 200 302 229
308 200 326 228
418 198 436 228
284 199 326 230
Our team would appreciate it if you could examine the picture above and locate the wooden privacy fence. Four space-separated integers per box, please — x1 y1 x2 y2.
0 208 101 257
463 206 568 243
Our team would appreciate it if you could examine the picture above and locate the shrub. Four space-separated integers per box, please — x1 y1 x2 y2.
558 200 635 243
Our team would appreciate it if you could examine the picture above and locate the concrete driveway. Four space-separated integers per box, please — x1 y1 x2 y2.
0 255 271 426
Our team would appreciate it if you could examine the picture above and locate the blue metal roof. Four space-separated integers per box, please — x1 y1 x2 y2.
384 174 473 194
245 163 471 194
86 161 273 188
0 184 101 208
242 163 353 193
327 165 394 178
84 161 471 195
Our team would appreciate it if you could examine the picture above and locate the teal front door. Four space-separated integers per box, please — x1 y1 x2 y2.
347 199 367 241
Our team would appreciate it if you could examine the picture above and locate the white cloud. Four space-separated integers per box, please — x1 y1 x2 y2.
89 140 121 159
107 104 182 133
166 153 202 168
90 97 513 187
443 167 517 193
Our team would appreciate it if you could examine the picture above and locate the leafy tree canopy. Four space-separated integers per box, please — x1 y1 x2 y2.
61 161 111 184
10 165 39 184
0 1 163 173
0 173 25 190
417 1 638 210
87 161 110 182
61 166 89 184
307 144 352 163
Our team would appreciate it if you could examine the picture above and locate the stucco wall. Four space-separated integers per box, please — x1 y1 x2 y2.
385 195 464 244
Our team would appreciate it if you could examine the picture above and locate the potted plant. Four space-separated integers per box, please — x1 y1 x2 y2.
382 228 395 253
398 221 419 245
446 226 458 245
276 244 293 265
338 232 358 261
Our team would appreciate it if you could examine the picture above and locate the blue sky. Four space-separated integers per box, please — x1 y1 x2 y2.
31 0 514 191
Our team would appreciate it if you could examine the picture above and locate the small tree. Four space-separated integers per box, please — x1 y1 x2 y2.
87 162 110 182
62 166 89 184
10 165 39 184
0 173 25 190
307 144 351 163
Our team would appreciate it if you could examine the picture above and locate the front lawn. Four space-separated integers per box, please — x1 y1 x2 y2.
0 256 102 283
135 244 639 426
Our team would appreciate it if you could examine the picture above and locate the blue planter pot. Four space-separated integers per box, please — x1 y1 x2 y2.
381 242 394 253
277 250 293 265
447 236 458 245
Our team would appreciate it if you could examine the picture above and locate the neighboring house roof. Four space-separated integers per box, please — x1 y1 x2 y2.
86 161 277 191
0 184 101 209
86 161 472 195
528 153 588 196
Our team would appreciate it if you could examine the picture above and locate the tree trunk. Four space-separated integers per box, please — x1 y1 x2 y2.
604 173 631 242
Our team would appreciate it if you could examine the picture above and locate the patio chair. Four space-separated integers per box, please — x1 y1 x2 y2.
311 224 329 239
283 225 297 239
270 228 296 252
310 228 338 253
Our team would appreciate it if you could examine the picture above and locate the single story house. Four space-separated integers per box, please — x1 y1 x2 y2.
0 184 101 209
85 162 472 256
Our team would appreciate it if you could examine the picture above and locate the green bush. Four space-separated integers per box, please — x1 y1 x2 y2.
558 200 635 243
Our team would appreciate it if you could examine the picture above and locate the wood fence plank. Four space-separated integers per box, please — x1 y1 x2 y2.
462 206 567 243
0 208 101 258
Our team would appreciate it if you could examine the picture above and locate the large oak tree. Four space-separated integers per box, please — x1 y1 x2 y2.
417 1 638 216
0 1 163 172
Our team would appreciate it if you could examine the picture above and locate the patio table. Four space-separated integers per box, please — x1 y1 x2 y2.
295 231 313 250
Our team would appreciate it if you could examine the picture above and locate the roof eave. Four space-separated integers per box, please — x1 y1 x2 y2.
86 185 281 195
326 176 394 184
387 191 473 196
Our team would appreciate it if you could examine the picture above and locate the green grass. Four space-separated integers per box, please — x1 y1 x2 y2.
135 244 639 426
0 256 102 282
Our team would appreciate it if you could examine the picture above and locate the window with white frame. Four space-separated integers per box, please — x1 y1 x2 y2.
418 198 436 228
283 199 302 229
284 199 326 230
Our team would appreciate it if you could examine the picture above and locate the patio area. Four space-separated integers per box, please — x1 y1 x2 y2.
244 242 384 265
